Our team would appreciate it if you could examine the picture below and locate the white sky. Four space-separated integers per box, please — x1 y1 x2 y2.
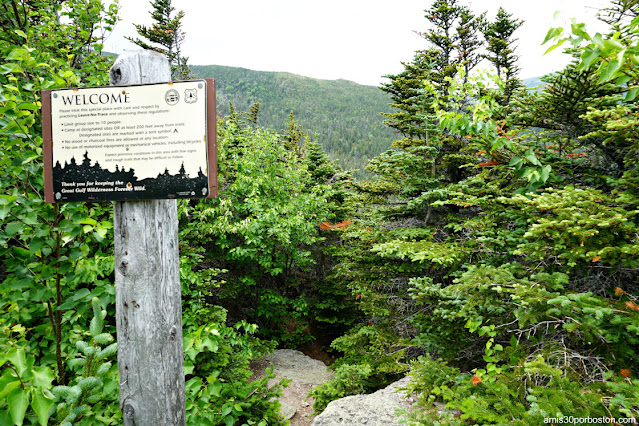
103 0 612 86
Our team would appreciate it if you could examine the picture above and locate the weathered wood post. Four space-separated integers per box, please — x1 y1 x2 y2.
109 50 186 425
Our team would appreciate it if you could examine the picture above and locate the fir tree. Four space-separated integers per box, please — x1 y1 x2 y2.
282 111 307 158
380 50 440 142
127 0 193 80
456 8 486 81
247 102 261 127
597 0 639 26
481 7 523 104
305 139 335 184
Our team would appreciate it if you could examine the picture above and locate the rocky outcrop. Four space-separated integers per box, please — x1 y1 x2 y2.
311 376 414 426
250 349 334 424
260 349 335 386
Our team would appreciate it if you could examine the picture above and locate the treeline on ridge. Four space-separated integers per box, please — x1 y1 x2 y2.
190 64 396 178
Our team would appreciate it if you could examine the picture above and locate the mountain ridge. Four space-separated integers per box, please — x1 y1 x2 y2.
190 64 396 177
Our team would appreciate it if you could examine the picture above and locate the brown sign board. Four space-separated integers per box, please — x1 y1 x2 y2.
42 79 217 203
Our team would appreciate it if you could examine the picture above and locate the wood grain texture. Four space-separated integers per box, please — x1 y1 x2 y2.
111 50 185 426
109 50 171 85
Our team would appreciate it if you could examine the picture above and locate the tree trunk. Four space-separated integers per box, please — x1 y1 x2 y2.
110 50 186 426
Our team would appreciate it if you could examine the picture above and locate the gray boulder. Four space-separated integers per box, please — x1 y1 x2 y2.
262 349 335 386
311 376 414 425
250 349 334 423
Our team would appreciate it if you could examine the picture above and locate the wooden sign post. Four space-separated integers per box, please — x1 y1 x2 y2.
109 50 185 425
41 48 217 425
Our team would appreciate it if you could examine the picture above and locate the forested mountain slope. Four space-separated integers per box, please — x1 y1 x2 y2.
191 64 395 175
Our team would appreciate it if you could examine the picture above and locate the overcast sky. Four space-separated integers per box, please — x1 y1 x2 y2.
103 0 612 86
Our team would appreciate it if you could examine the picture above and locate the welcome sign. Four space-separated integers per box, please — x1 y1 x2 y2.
42 79 217 203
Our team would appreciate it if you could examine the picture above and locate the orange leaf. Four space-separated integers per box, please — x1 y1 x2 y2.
625 301 639 312
614 287 625 296
471 375 482 386
592 256 601 262
620 369 631 378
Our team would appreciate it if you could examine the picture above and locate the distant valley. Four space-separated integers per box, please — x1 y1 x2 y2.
190 64 396 177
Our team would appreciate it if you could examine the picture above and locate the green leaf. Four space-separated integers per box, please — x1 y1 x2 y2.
8 387 29 426
96 226 108 239
598 59 621 83
31 388 54 426
73 288 91 301
29 238 46 255
0 370 21 400
5 221 24 236
16 102 38 111
579 49 600 70
0 411 12 426
93 333 114 345
7 47 31 61
544 40 565 55
6 348 27 376
32 366 55 388
625 87 639 102
12 246 30 259
208 381 222 397
57 297 79 311
9 279 32 290
0 63 22 74
524 149 541 166
508 156 523 169
542 27 563 45
592 33 604 47
615 74 632 85
603 39 624 50
185 377 203 394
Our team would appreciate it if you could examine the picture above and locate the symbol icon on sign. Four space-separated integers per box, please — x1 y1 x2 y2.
165 89 179 106
185 89 197 104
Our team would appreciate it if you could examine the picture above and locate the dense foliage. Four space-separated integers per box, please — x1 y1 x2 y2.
0 2 335 424
311 0 639 423
1 0 638 424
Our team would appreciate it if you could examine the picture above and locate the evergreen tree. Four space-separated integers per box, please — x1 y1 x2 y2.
127 0 193 80
380 50 440 142
247 102 261 127
456 8 486 81
597 0 639 26
305 139 335 184
481 7 523 104
282 111 307 158
416 0 466 90
378 0 485 205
